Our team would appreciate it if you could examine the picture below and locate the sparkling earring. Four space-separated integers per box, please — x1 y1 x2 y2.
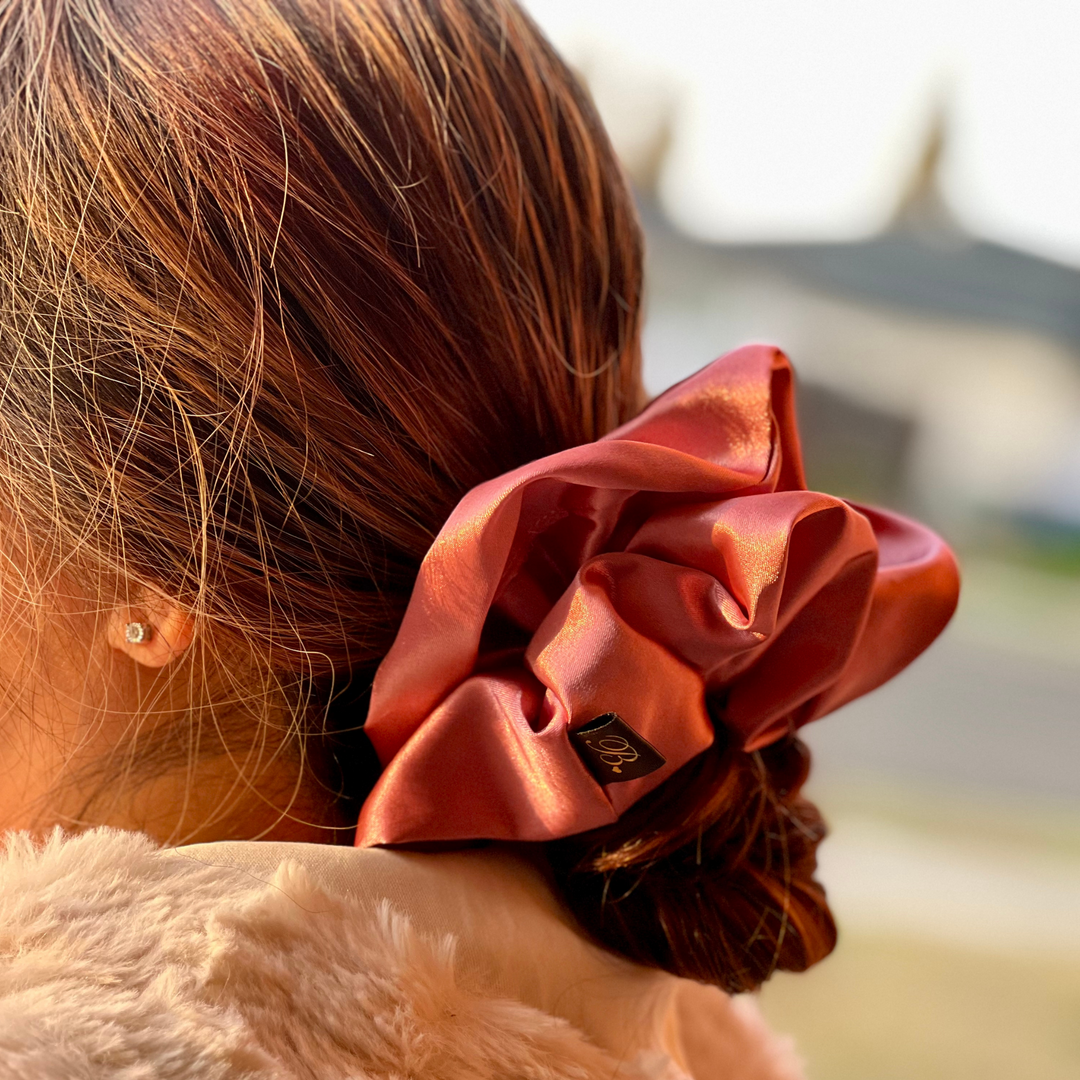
124 621 152 645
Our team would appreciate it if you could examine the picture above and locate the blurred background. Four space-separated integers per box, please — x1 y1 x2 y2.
522 2 1080 1077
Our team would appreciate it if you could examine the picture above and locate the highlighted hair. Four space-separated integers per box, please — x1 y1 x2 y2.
0 0 832 988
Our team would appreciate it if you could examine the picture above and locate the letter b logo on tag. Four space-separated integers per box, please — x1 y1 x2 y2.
569 713 666 784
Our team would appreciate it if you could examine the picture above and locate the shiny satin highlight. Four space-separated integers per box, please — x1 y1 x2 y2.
356 346 960 846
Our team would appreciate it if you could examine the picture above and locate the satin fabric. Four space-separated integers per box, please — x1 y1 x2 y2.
356 346 959 846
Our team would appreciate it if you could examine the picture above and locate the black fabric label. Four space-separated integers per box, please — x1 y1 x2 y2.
569 713 666 785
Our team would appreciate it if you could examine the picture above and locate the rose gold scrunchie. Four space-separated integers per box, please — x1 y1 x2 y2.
355 345 959 846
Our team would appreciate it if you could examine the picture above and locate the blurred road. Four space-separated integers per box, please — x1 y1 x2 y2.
804 626 1080 801
800 556 1080 801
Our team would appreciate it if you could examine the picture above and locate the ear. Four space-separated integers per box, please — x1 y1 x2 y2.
107 600 196 669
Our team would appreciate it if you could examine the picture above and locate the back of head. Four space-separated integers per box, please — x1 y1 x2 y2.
0 0 832 991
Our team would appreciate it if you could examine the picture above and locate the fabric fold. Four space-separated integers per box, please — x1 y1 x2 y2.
357 345 960 846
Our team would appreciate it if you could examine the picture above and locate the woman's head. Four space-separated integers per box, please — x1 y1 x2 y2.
0 0 641 835
0 0 834 990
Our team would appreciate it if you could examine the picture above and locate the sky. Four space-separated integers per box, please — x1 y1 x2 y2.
524 0 1080 268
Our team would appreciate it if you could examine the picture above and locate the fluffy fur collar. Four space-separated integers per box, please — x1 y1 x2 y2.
0 829 803 1079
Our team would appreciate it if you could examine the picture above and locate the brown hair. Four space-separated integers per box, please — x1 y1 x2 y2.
0 0 833 988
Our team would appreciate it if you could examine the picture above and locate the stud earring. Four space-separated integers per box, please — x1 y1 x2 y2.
124 621 152 645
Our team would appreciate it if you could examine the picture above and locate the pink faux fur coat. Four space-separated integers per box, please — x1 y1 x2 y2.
0 828 805 1079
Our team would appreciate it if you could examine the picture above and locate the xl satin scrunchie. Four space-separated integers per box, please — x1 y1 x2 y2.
356 346 959 846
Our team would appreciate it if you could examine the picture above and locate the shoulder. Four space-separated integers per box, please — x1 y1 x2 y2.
0 828 804 1080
